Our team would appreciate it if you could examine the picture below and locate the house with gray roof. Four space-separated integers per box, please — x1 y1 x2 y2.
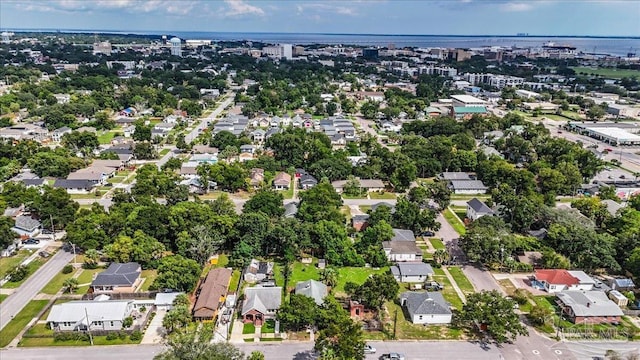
91 262 142 293
331 178 384 193
295 279 328 305
466 198 494 221
284 202 298 218
448 180 488 195
383 229 421 262
242 286 283 325
556 290 624 324
47 300 135 331
244 259 274 283
53 179 96 194
12 215 41 238
400 291 452 324
601 199 623 217
52 126 72 142
391 263 434 283
609 278 635 292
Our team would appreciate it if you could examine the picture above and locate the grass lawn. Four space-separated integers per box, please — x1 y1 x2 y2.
341 206 352 221
228 269 241 293
116 170 131 177
334 267 388 295
97 131 116 145
369 192 396 200
288 262 320 288
19 335 141 347
443 208 466 235
278 180 295 199
243 322 256 334
359 205 371 213
0 294 7 303
41 268 76 295
447 266 475 294
0 250 31 278
571 66 640 79
450 194 490 201
140 269 158 291
2 258 48 289
497 279 517 296
0 300 49 347
384 300 465 340
342 194 367 200
429 238 446 250
213 254 229 268
262 319 276 334
76 268 102 294
106 176 125 184
432 268 464 310
159 148 171 156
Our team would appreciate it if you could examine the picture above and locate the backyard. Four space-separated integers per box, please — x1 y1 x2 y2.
41 267 78 295
140 270 158 291
383 300 466 340
334 267 388 295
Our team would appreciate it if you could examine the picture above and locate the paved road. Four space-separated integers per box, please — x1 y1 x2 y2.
500 332 575 360
0 250 74 331
155 146 176 169
184 95 234 144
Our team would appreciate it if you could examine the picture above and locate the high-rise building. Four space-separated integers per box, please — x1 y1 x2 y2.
281 44 293 60
170 37 182 57
262 44 293 60
1 31 14 44
362 48 379 60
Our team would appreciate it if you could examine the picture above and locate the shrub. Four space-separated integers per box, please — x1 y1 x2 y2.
106 332 118 341
62 265 73 274
9 265 28 282
129 330 142 341
139 306 146 313
54 332 90 342
512 288 530 305
123 316 133 328
118 331 127 340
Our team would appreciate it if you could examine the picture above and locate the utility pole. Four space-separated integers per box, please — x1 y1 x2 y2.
393 308 398 340
85 307 94 346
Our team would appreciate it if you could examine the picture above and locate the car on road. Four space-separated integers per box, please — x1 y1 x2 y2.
364 344 376 354
381 353 405 360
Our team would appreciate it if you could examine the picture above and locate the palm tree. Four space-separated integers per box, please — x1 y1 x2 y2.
84 249 99 269
63 278 79 293
434 249 450 265
319 268 338 289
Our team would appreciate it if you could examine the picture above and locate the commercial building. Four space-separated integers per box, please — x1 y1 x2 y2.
451 95 486 108
93 41 112 56
262 44 293 60
170 37 182 57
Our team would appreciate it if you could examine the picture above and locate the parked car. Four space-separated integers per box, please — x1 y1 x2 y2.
364 344 376 354
22 238 40 245
421 231 435 237
425 281 444 291
381 353 405 360
39 251 50 258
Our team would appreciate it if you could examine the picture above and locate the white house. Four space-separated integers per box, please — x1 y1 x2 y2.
466 198 494 221
400 291 452 325
534 269 596 293
154 292 184 311
391 262 434 283
46 300 134 331
52 126 72 142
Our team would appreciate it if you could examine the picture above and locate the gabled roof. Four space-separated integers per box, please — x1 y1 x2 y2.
300 173 318 184
193 268 232 318
392 229 415 242
392 262 434 277
612 278 635 288
556 291 623 317
273 172 291 185
91 262 140 287
440 172 471 181
242 286 282 315
53 179 95 190
295 279 328 305
47 300 132 324
14 215 41 231
400 291 452 316
467 198 493 214
382 241 421 255
155 292 184 306
534 269 579 286
284 202 298 218
449 180 488 191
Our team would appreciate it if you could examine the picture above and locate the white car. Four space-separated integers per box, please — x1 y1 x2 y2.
381 353 405 360
364 344 376 354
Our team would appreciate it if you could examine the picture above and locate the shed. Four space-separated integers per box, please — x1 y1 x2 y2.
608 290 628 307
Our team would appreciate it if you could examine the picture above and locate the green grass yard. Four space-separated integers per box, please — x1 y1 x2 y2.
369 192 396 200
19 335 142 347
0 250 31 278
2 258 48 289
429 238 446 250
443 208 466 235
0 300 49 347
0 294 7 303
97 131 116 145
228 269 241 293
76 268 102 294
243 323 256 334
447 266 475 295
140 269 158 291
384 300 466 340
571 67 640 79
288 261 320 288
41 268 76 295
432 268 464 310
334 267 388 295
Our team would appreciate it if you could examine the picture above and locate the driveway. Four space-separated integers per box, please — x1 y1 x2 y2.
0 250 74 330
140 308 166 344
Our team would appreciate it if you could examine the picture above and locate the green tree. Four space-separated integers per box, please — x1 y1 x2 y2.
297 181 344 224
134 142 158 160
277 294 319 331
63 278 79 293
319 268 338 288
163 305 192 333
243 189 284 217
61 131 100 153
154 331 245 360
0 216 17 250
31 186 79 230
352 273 399 310
315 297 365 360
458 290 528 344
247 352 265 360
152 255 201 292
426 181 451 210
528 305 553 326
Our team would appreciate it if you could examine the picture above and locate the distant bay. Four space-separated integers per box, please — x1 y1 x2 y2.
12 29 640 56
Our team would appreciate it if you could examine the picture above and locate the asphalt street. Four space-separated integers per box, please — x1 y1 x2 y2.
0 250 74 331
184 94 234 144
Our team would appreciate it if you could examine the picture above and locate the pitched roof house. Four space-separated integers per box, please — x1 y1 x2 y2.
273 172 291 190
466 198 494 221
556 290 624 324
331 179 384 193
391 262 434 283
534 269 595 293
47 300 134 331
12 215 41 238
249 168 265 189
295 279 328 305
400 291 452 324
193 268 232 320
242 286 283 325
91 262 142 293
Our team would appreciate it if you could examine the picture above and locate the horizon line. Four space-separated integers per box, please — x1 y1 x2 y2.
4 28 640 40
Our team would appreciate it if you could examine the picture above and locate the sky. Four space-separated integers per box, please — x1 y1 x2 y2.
1 0 639 37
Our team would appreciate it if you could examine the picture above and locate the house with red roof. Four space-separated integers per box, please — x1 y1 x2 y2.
533 269 596 293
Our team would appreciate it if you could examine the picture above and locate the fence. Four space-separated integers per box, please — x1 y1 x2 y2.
83 291 157 300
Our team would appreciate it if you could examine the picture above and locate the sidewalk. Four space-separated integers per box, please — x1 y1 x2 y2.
442 266 467 304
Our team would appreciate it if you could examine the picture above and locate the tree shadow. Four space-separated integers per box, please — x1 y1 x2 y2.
293 350 318 360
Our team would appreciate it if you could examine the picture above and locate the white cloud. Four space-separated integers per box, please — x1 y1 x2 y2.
12 0 199 16
222 0 265 17
296 3 358 17
501 2 534 12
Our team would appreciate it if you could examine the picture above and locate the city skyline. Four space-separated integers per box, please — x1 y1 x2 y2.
1 0 639 37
